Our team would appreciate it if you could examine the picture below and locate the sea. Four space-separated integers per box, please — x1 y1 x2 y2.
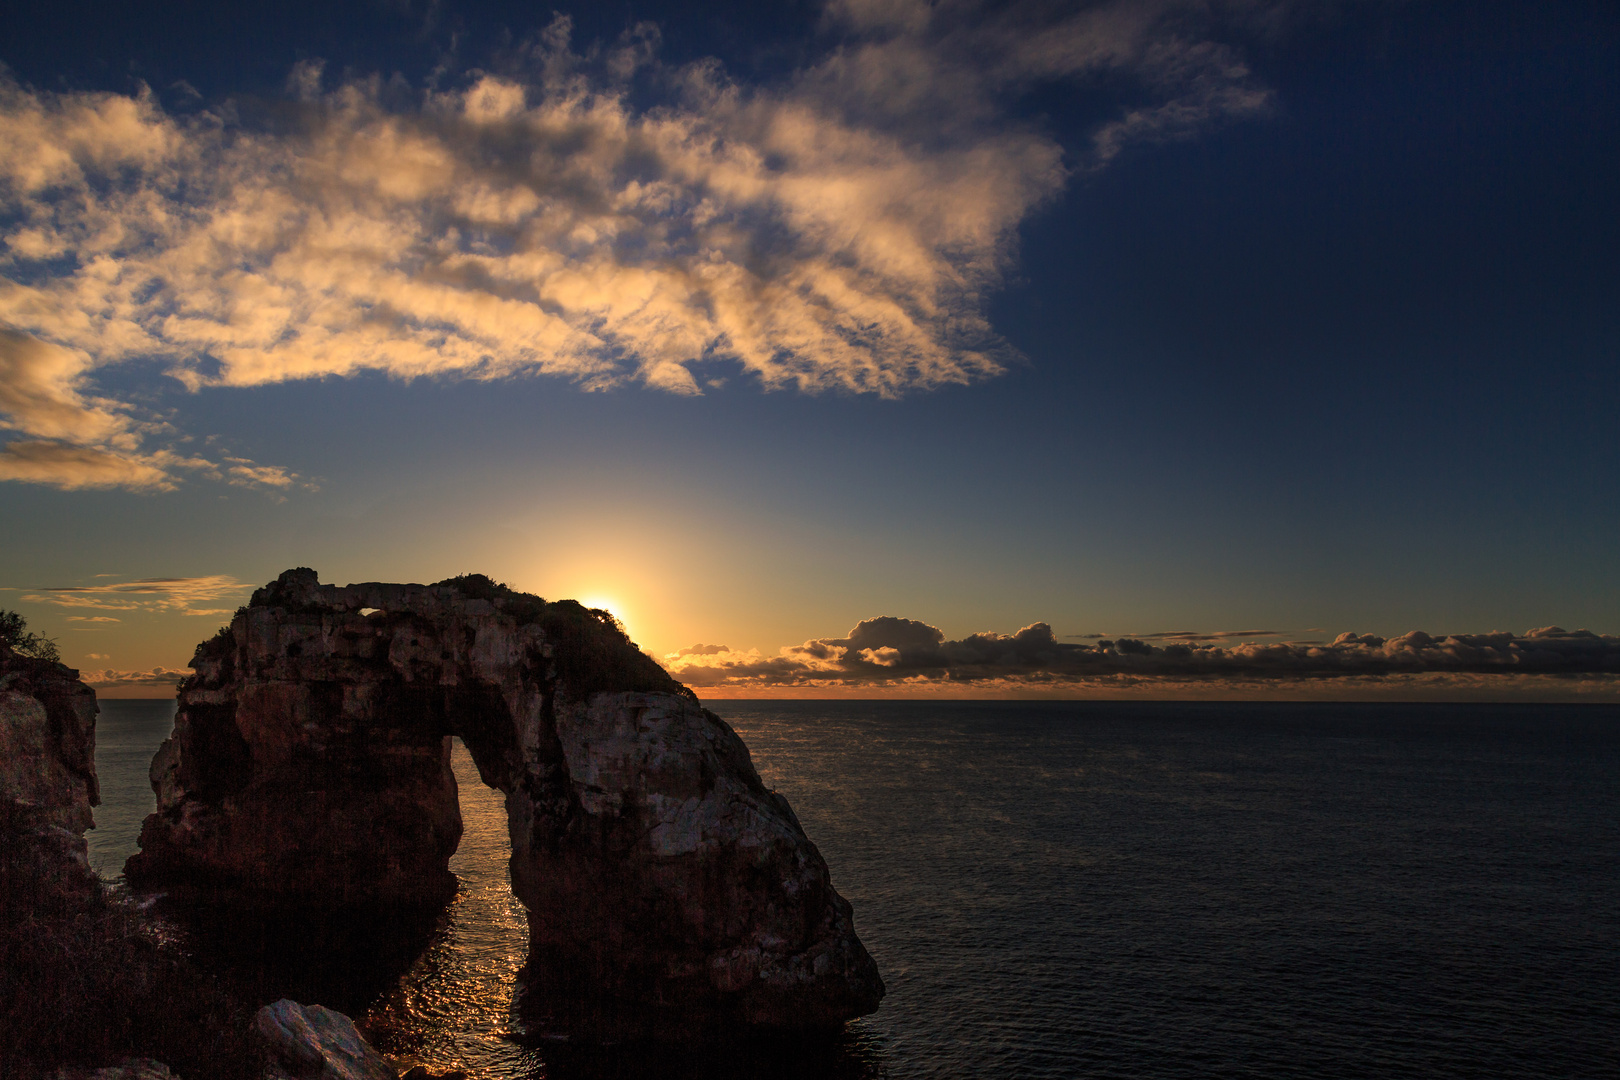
89 699 1620 1079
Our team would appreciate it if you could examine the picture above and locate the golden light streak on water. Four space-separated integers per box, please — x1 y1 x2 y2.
362 739 536 1077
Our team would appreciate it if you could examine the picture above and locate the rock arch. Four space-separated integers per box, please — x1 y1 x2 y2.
126 569 882 1035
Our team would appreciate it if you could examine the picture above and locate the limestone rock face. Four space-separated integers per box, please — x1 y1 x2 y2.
255 1000 396 1080
128 569 882 1034
0 641 99 837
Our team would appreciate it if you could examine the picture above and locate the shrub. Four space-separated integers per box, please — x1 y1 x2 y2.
428 576 695 702
0 610 60 664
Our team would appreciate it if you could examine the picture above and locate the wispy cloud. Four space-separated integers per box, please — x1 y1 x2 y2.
19 574 253 617
0 1 1275 491
666 618 1620 698
818 0 1273 168
0 326 305 492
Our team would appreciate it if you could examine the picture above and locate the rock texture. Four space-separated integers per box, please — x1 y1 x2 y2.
255 1000 395 1080
52 1061 180 1080
127 569 882 1034
1 641 99 838
1 640 99 899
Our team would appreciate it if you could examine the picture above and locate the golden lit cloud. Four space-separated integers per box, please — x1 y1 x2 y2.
0 327 305 492
20 574 255 617
0 2 1273 491
81 665 190 689
0 440 179 491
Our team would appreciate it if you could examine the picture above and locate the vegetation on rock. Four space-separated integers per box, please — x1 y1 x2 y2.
429 575 696 702
0 610 59 664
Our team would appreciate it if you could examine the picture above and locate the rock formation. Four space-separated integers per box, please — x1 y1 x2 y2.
127 569 882 1035
51 1060 180 1080
1 639 99 877
255 1000 396 1080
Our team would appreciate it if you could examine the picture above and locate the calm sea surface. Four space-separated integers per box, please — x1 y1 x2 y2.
91 699 1620 1078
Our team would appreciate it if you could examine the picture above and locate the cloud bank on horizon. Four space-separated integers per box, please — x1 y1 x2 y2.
664 617 1620 696
80 664 191 691
0 0 1273 491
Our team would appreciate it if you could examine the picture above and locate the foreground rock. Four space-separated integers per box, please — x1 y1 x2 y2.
1 639 100 908
3 645 261 1078
52 1061 179 1080
255 1000 394 1080
1 640 99 838
127 570 883 1035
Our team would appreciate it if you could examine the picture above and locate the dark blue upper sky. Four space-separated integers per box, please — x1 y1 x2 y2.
1 0 1615 690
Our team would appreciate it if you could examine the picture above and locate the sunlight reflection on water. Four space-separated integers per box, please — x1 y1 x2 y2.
356 740 890 1080
361 739 534 1076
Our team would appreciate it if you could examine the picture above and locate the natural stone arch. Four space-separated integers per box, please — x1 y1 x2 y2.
126 569 882 1036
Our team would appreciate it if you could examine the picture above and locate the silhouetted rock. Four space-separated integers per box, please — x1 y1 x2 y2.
127 570 883 1036
254 1000 395 1080
1 640 99 906
1 640 99 837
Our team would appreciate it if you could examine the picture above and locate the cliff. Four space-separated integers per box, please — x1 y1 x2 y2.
0 640 99 841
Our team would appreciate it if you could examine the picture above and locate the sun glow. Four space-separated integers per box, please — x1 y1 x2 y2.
580 596 627 628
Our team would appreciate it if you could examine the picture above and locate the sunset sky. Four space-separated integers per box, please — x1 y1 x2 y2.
2 0 1616 698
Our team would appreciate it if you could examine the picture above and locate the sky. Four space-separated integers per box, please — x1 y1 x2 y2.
1 0 1616 699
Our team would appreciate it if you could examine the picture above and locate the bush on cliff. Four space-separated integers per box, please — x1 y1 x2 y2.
431 576 696 702
0 610 59 664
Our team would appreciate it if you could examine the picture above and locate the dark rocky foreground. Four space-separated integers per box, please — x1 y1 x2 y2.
1 642 263 1078
126 569 883 1037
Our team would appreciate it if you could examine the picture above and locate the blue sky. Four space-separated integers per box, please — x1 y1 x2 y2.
1 0 1616 697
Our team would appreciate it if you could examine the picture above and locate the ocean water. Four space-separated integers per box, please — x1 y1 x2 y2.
89 700 1620 1078
87 698 178 879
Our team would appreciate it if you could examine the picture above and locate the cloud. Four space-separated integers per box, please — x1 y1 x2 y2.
816 0 1274 167
665 618 1620 696
20 574 253 617
0 328 305 492
0 328 134 445
0 439 181 491
0 2 1277 490
1078 628 1285 641
671 643 731 657
81 665 189 689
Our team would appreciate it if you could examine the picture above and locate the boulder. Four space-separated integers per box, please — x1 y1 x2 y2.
127 570 882 1035
52 1059 179 1080
254 1000 394 1080
398 1068 466 1080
